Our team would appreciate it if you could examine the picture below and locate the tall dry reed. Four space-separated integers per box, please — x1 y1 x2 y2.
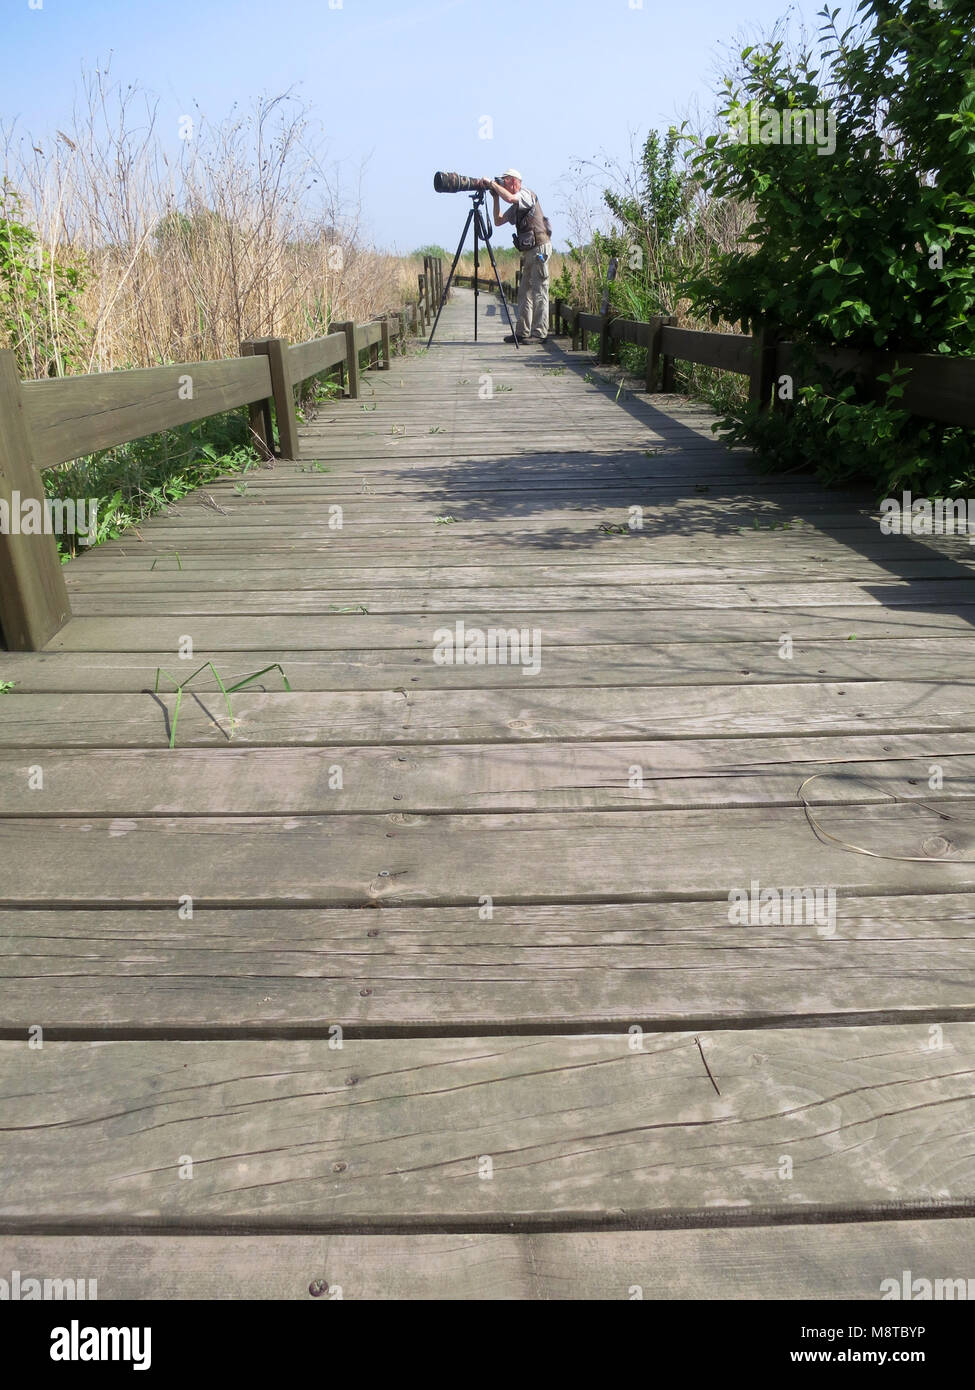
2 66 420 378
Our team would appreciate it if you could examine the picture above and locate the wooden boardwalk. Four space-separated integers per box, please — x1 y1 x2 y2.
2 286 975 1298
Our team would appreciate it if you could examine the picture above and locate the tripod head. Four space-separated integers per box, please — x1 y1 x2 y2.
469 189 493 239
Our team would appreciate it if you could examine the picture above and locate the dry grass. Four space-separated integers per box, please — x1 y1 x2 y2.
2 67 422 378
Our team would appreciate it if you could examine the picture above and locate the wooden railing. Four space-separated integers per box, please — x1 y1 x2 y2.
551 299 975 431
0 260 443 651
454 270 521 301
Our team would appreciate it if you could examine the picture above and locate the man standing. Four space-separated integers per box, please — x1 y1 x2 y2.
484 169 552 343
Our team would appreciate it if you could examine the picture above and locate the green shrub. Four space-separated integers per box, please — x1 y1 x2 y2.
686 0 975 492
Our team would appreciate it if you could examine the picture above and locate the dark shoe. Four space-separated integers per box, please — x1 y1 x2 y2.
530 334 551 343
504 333 529 344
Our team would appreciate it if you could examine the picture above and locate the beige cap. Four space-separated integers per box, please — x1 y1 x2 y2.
500 168 523 181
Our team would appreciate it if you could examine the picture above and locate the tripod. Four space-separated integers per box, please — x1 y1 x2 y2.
427 189 520 349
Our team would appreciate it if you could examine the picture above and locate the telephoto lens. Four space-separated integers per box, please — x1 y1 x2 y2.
433 171 485 194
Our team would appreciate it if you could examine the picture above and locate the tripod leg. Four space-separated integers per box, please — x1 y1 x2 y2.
427 206 475 349
481 218 520 349
473 215 479 341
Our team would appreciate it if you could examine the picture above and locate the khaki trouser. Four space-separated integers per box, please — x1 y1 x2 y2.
515 242 551 338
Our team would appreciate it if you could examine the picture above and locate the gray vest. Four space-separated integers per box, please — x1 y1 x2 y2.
514 191 551 250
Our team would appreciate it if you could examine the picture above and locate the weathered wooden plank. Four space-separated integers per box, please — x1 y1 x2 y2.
1 803 975 905
4 638 975 692
41 607 975 651
2 895 975 1032
70 502 889 529
63 558 975 594
1 681 973 747
779 342 975 430
0 351 71 650
77 529 975 563
60 557 975 590
287 333 347 385
21 357 272 470
660 325 755 374
3 1220 973 1298
64 578 975 616
0 737 972 814
2 1026 974 1225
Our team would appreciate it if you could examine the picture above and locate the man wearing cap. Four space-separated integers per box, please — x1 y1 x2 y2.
484 169 552 344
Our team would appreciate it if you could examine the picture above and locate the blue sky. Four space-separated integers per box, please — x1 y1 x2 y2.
1 0 852 252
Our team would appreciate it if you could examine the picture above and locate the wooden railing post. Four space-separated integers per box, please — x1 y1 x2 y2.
251 337 299 460
749 324 778 412
335 321 360 399
598 314 615 365
660 315 678 392
571 308 580 352
417 273 426 325
0 350 71 649
240 338 274 459
645 316 664 392
381 315 392 369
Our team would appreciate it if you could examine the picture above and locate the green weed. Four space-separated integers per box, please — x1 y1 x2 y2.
154 661 292 749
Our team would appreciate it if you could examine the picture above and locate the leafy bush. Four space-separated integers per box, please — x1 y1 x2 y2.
687 0 975 492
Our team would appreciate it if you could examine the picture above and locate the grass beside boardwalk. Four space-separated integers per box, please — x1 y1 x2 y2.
46 410 261 562
45 365 356 562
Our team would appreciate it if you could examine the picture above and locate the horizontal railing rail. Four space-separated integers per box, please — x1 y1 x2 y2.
552 298 975 430
21 356 275 472
0 259 444 650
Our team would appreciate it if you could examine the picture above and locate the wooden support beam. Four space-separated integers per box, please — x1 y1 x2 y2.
381 316 391 369
252 338 299 460
0 350 71 650
645 315 664 392
598 313 615 365
660 315 678 392
239 339 274 460
334 321 360 400
749 324 778 412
